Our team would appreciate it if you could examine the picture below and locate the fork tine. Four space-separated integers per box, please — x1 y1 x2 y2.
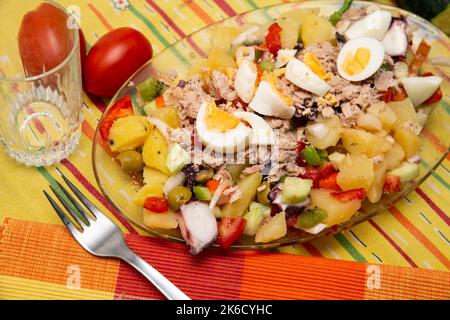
58 170 99 219
49 185 86 228
43 191 82 235
55 181 93 226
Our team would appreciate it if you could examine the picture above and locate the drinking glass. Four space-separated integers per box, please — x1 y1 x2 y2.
0 0 83 166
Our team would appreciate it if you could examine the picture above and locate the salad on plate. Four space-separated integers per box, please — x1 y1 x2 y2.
98 1 444 254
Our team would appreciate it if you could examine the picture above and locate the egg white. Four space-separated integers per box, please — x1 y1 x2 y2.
248 80 296 119
233 111 275 145
234 60 257 103
337 37 385 82
196 102 251 153
285 58 330 96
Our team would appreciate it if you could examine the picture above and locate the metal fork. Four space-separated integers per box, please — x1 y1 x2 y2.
43 170 190 300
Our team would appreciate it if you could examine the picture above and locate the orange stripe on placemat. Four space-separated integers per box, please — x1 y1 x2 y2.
88 3 114 32
183 0 214 25
421 128 450 161
239 251 367 299
364 264 450 299
0 219 120 293
389 207 450 270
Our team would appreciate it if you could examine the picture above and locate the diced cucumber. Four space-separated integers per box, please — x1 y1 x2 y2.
295 207 327 229
193 186 212 201
281 177 313 205
388 162 420 183
166 143 191 174
243 202 271 236
143 100 157 116
137 78 164 102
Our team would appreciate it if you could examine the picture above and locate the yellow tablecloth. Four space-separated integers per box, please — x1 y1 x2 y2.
0 0 449 300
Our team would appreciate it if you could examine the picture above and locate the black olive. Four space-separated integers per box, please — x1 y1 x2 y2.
335 32 346 44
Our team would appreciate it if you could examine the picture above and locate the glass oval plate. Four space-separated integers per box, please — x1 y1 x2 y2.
93 1 450 249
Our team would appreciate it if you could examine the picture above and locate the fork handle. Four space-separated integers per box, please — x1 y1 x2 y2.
120 247 191 300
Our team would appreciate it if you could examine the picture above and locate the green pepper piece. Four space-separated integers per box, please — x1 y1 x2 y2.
259 59 275 72
329 0 354 26
301 145 323 166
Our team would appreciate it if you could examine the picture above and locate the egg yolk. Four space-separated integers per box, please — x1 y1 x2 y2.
342 48 371 76
204 102 240 133
303 53 331 80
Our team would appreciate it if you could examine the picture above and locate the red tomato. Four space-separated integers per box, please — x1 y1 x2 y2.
143 197 169 213
383 175 401 193
382 87 407 103
217 217 246 248
331 188 366 202
84 27 153 97
265 23 282 57
299 166 320 188
296 141 307 166
19 3 86 77
318 162 335 178
99 95 134 141
421 72 443 105
318 172 341 191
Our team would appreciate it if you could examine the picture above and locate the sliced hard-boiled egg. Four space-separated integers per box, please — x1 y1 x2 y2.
345 10 392 40
233 111 275 145
235 46 256 66
337 37 385 82
285 58 331 96
234 60 258 103
401 76 443 106
275 49 297 68
196 101 251 153
248 80 296 119
303 52 331 80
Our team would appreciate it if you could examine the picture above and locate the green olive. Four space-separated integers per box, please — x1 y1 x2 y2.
167 186 192 211
195 168 214 183
225 164 247 183
256 181 271 206
116 150 144 172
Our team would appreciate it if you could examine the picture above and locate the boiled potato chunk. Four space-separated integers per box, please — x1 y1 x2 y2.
143 209 178 229
301 13 334 46
337 154 374 191
144 104 181 128
277 16 301 49
310 189 362 227
210 26 240 51
367 161 388 203
384 142 405 170
142 125 170 175
255 212 287 243
305 116 342 149
143 167 168 186
134 183 164 206
341 128 392 157
190 47 236 75
221 172 262 218
388 99 419 131
367 102 397 132
393 128 421 158
109 116 149 152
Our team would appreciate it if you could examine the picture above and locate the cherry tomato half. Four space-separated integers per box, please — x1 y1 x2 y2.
84 27 153 97
217 217 246 248
143 197 169 213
